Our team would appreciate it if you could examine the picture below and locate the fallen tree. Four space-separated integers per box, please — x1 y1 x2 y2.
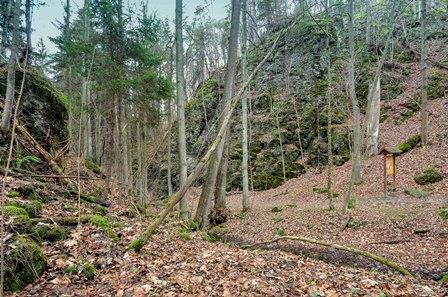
243 235 412 277
129 22 294 252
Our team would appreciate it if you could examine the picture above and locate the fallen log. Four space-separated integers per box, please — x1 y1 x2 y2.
244 235 412 277
30 215 93 226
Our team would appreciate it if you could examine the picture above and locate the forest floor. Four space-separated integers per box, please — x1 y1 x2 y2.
6 56 448 296
9 97 448 296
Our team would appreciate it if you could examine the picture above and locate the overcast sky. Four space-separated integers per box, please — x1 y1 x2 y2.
33 0 229 53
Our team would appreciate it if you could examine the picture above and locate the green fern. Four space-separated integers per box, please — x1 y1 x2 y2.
15 155 41 170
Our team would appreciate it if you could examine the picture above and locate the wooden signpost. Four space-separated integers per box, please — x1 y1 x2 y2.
380 147 399 197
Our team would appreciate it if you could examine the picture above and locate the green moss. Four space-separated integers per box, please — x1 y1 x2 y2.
404 188 431 199
128 238 144 251
63 265 78 274
414 167 444 185
89 215 117 240
32 224 67 242
439 208 448 220
5 235 47 292
6 190 20 198
398 135 421 154
81 261 96 280
271 206 283 213
276 227 286 236
438 274 448 283
347 197 357 210
85 158 101 174
201 231 217 243
346 217 363 229
3 205 28 217
93 205 108 216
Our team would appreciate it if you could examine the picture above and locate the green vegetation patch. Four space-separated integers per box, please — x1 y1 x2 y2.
404 188 431 199
64 260 96 280
128 238 144 251
439 208 448 220
397 135 421 154
32 224 67 242
414 167 444 185
271 206 283 213
85 158 101 175
276 227 286 236
89 215 118 240
5 235 47 292
6 190 20 198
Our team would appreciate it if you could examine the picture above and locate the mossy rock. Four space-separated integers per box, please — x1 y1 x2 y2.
404 188 431 199
32 224 67 242
17 185 50 202
93 205 108 216
5 235 47 292
6 200 42 218
398 135 421 154
271 206 283 213
415 167 444 185
63 260 96 280
2 205 31 233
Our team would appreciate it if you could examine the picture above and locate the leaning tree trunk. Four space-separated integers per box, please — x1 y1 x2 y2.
130 22 290 251
0 0 20 132
194 0 242 229
420 0 428 146
175 0 190 220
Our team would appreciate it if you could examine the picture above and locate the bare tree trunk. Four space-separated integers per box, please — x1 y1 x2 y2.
365 0 372 46
175 0 190 220
347 0 362 185
194 0 242 229
365 78 381 157
25 0 32 64
241 0 250 211
0 0 20 132
343 0 361 213
214 132 230 209
0 0 12 59
420 0 428 146
273 99 286 183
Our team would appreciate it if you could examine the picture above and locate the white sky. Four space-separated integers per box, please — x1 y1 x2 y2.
32 0 229 53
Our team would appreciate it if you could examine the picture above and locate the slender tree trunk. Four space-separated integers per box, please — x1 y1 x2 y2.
241 0 250 211
176 0 190 220
0 0 20 132
420 0 428 146
347 0 362 185
343 0 361 213
365 0 372 46
214 132 230 209
195 0 242 229
0 0 12 59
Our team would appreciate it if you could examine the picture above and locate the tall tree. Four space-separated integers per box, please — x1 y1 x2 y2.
0 0 21 132
195 0 242 229
343 0 362 213
176 0 190 220
420 0 428 146
241 0 250 211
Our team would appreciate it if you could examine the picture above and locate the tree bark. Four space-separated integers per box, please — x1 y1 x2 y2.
420 0 428 146
175 0 190 220
365 78 381 157
0 0 20 132
241 0 250 212
195 0 242 229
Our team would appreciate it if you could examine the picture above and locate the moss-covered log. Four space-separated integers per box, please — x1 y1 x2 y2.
244 235 412 276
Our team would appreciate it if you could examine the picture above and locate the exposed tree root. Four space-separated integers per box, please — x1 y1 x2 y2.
244 235 412 277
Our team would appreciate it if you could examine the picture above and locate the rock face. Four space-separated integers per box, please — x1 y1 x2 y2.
0 67 68 149
155 14 412 197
